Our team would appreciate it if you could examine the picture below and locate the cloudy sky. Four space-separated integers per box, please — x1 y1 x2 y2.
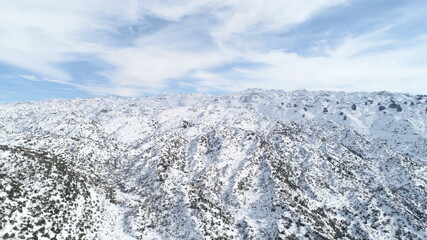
1 0 426 101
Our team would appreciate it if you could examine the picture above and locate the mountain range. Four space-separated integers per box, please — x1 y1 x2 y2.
1 89 426 239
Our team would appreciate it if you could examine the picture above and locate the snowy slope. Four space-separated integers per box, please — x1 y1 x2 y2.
0 89 426 239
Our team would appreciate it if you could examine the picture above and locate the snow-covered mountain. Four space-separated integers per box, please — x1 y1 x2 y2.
1 89 426 239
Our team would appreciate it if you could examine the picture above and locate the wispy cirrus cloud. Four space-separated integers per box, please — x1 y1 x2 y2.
0 0 426 99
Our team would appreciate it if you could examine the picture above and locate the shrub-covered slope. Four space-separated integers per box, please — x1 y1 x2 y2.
1 89 426 239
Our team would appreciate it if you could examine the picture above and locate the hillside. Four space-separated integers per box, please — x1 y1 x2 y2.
1 89 426 239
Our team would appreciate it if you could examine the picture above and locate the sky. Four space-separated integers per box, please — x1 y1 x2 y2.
1 0 427 102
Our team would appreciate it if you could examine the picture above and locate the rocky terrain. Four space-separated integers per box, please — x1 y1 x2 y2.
1 89 426 239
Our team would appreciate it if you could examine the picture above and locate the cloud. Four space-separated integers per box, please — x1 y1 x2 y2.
18 74 38 81
102 47 237 88
0 0 138 79
96 0 349 93
211 0 347 40
203 32 427 93
1 0 426 96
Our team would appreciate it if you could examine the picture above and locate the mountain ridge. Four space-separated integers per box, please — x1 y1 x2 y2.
1 89 426 239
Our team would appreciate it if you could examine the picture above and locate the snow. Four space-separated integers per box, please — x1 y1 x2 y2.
0 89 426 239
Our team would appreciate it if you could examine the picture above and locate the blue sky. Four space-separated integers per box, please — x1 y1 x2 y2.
1 0 427 102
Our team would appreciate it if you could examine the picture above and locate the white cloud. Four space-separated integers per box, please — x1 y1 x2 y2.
96 0 349 92
101 47 237 89
75 85 142 97
208 33 427 93
18 74 38 81
0 0 347 95
0 0 138 80
211 0 347 40
1 0 426 96
190 70 243 92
